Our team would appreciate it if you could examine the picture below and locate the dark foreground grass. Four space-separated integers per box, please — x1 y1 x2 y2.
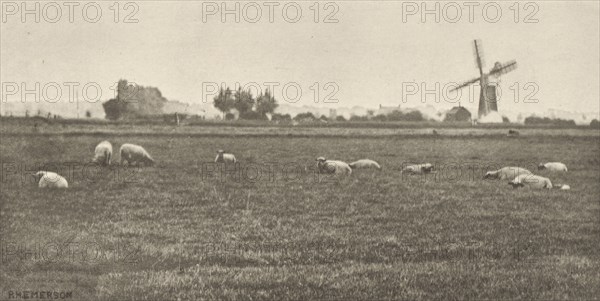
0 131 599 300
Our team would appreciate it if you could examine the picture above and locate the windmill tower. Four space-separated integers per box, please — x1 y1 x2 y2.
450 40 517 120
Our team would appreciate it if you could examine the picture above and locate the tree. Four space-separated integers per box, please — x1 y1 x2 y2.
256 89 278 115
294 112 316 122
240 111 268 120
350 115 368 121
85 110 92 118
233 87 254 114
502 116 510 123
272 113 292 122
336 116 346 121
103 98 126 120
387 110 424 122
102 79 167 120
213 87 235 116
404 111 424 121
373 114 387 121
591 119 599 128
524 116 576 127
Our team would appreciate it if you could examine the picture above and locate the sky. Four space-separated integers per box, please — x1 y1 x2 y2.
1 1 599 117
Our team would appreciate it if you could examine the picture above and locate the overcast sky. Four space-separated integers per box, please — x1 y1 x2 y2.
1 1 598 115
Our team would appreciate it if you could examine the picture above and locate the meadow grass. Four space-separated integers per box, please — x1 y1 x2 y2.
0 128 599 300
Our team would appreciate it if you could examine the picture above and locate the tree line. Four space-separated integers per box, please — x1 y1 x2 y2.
213 87 278 120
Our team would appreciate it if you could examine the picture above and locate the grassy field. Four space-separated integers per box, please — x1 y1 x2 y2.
2 117 598 137
1 125 599 300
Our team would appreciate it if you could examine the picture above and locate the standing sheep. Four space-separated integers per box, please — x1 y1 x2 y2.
349 159 381 170
92 140 112 166
401 163 434 175
538 162 568 172
316 157 352 176
508 174 553 189
484 167 532 180
215 150 236 163
120 144 155 166
33 171 68 188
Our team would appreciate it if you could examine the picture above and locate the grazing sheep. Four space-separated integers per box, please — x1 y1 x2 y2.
33 171 68 188
120 144 155 166
538 162 567 172
349 159 381 170
401 163 434 175
215 150 236 163
484 167 532 180
92 140 112 166
508 174 553 189
316 157 352 176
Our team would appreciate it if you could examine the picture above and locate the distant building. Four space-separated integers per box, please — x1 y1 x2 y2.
163 100 207 117
444 106 472 122
329 108 337 119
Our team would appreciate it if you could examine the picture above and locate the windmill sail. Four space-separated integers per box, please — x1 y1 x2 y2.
449 77 480 92
473 39 485 76
488 60 518 77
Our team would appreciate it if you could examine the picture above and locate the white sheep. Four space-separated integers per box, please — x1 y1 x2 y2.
215 150 236 163
92 140 112 166
508 174 553 189
33 171 68 188
554 184 571 190
316 157 352 176
401 163 434 175
120 143 155 166
484 167 532 180
349 159 381 170
538 162 567 172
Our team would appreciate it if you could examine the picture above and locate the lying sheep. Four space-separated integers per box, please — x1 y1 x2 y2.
349 159 381 170
484 167 532 180
508 174 553 189
401 163 434 175
33 171 68 188
538 162 567 172
215 150 236 163
120 143 155 166
92 140 112 166
507 129 520 137
316 157 352 176
554 184 571 190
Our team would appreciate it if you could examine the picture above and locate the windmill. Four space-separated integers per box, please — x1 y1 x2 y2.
450 39 517 120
